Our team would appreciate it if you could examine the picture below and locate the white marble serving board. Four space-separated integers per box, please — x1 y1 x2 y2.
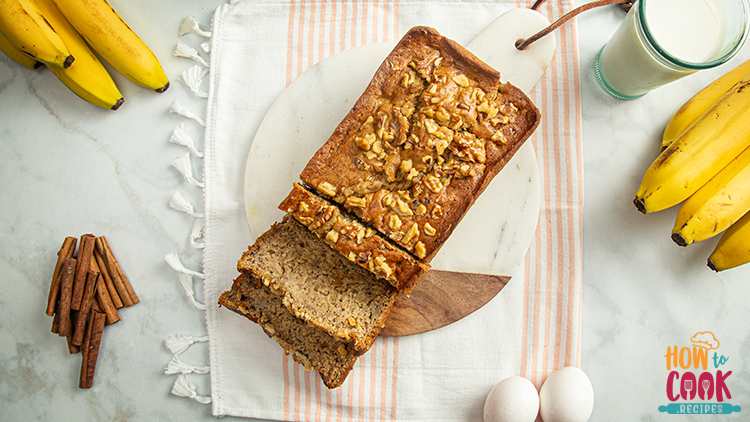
244 8 555 277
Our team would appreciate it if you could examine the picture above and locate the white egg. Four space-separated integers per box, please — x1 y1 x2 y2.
539 366 594 422
483 376 539 422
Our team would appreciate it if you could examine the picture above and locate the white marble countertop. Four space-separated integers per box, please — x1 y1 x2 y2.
1 1 749 421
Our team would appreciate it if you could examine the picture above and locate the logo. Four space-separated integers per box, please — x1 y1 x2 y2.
658 332 741 415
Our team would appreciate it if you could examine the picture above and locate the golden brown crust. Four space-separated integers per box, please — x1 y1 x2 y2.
279 182 429 296
299 26 540 262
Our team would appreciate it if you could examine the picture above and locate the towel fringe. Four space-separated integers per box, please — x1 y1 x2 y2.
171 374 212 404
175 40 210 68
170 99 206 127
169 191 205 218
165 334 210 355
168 192 206 248
165 252 206 279
164 253 206 310
171 153 205 188
170 123 205 157
166 355 211 375
178 65 209 98
166 14 212 405
190 217 206 249
179 15 212 38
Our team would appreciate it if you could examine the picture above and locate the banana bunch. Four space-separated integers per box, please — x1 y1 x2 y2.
0 0 168 110
633 58 750 272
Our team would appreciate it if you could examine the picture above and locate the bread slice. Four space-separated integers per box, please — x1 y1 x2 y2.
236 215 398 354
299 26 540 262
279 182 429 296
219 273 359 389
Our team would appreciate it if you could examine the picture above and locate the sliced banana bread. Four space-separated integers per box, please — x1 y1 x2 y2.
279 182 428 296
236 215 398 354
219 273 359 389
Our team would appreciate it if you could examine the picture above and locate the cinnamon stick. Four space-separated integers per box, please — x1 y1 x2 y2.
66 310 79 354
101 236 139 305
78 311 93 388
95 276 120 325
46 236 77 317
79 311 106 389
95 237 133 307
71 234 95 311
57 257 76 338
72 271 99 346
66 331 80 354
93 247 123 309
51 312 59 334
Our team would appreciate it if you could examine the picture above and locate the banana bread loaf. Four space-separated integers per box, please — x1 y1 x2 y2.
279 182 429 296
299 26 540 262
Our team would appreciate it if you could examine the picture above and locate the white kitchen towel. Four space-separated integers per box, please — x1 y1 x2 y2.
202 0 583 420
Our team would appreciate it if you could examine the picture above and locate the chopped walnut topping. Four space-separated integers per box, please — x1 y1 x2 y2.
401 101 415 118
452 74 469 87
325 230 339 244
403 223 420 245
478 101 499 119
431 204 443 220
406 168 419 180
345 196 367 208
356 133 376 151
301 38 535 262
298 202 310 213
424 118 439 134
491 115 510 125
424 175 443 194
393 198 414 216
415 241 427 259
388 214 402 230
500 102 518 115
400 158 413 174
318 181 337 197
491 129 507 143
379 262 393 278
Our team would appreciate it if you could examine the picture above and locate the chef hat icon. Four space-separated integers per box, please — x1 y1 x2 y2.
691 331 720 350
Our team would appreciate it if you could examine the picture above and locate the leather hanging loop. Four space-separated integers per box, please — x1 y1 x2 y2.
517 0 634 50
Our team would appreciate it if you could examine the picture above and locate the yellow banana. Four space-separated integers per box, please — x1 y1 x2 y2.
708 211 750 272
662 58 750 151
0 0 73 69
671 145 750 246
35 0 123 110
634 75 750 214
0 31 42 69
51 0 169 92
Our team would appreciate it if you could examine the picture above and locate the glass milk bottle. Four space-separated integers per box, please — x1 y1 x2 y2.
596 0 750 99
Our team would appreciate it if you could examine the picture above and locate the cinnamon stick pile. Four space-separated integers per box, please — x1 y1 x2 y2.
46 234 139 389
